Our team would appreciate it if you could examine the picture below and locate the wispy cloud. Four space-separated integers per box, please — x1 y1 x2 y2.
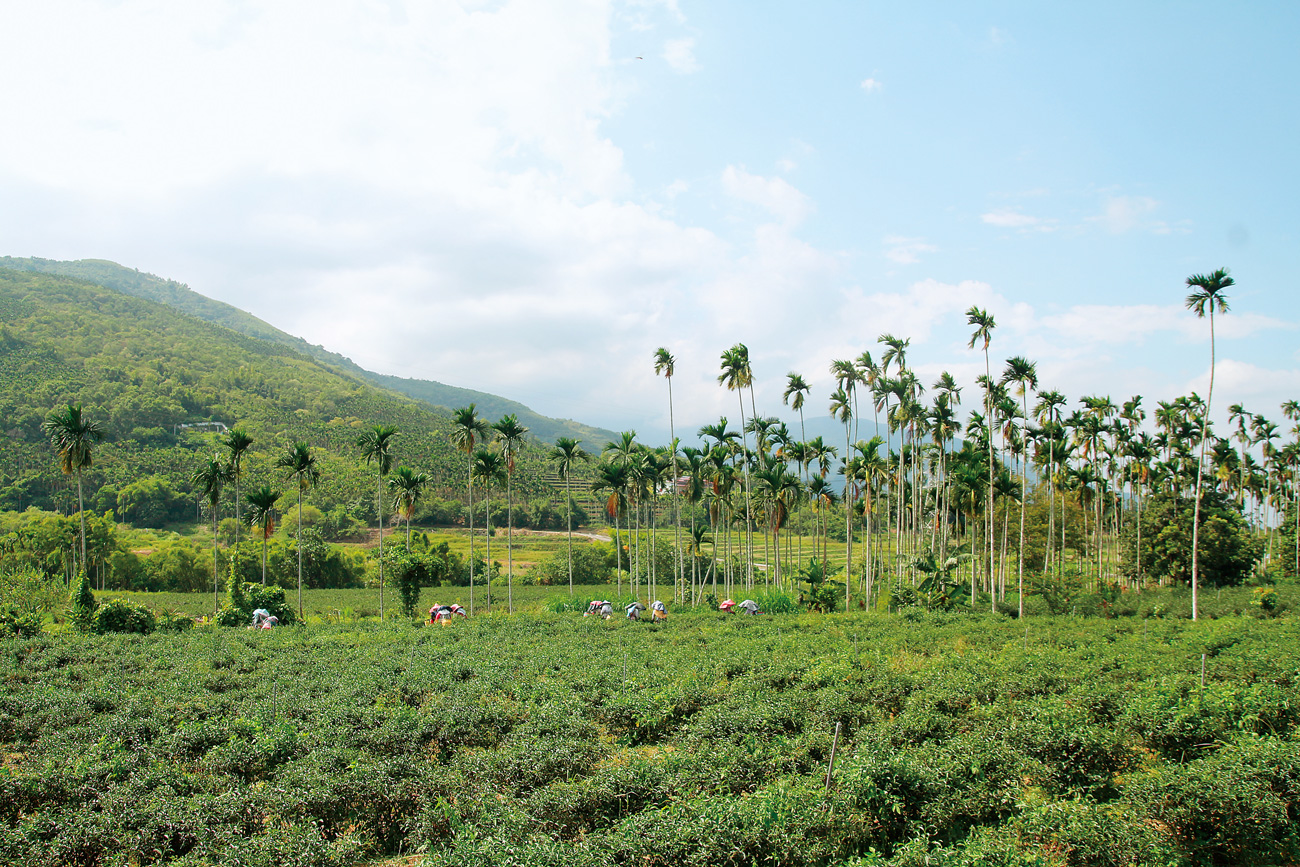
981 209 1047 230
1089 195 1182 235
663 37 699 73
883 235 937 264
721 165 812 226
860 77 883 92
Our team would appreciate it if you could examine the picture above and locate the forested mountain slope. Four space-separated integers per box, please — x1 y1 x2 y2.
0 256 618 446
0 268 557 520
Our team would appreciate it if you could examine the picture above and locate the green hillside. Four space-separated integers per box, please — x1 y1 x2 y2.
0 256 620 445
0 268 565 522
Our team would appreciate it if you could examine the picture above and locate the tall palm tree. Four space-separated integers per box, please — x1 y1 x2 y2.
966 306 997 605
681 446 708 602
451 405 493 614
783 372 811 566
192 454 234 614
603 430 642 592
754 462 802 588
471 448 506 611
388 466 429 550
591 459 630 594
1034 389 1067 573
1001 356 1038 617
492 414 529 613
1185 268 1233 621
221 428 255 550
719 344 756 589
807 475 837 568
855 435 888 606
829 384 854 609
41 403 103 577
654 347 684 597
784 372 811 442
275 442 320 619
244 485 281 586
549 437 590 597
357 424 398 621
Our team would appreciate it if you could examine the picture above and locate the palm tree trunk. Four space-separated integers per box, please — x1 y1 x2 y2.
213 507 220 615
297 489 304 620
983 349 995 611
507 470 514 614
467 455 475 616
378 472 385 622
566 474 574 598
844 426 853 613
668 377 683 603
737 393 754 590
1191 311 1215 621
76 469 86 578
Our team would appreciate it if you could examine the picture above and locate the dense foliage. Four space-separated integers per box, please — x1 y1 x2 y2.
1 614 1297 866
1121 491 1264 588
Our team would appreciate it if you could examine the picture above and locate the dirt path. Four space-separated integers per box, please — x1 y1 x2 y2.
344 527 612 548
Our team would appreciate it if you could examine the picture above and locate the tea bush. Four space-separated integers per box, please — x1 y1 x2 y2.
1 612 1299 865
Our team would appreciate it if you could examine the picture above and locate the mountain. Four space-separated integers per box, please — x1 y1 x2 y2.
0 256 619 447
0 267 567 519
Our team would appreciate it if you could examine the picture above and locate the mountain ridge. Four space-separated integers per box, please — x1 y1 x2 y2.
0 256 620 447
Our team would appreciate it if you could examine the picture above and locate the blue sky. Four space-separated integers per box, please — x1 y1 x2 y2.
2 1 1297 447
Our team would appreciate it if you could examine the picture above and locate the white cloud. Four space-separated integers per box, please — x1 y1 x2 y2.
1091 195 1164 234
1185 360 1300 405
663 36 700 73
883 235 937 265
1038 303 1291 346
721 166 813 226
860 77 883 92
981 209 1048 229
839 278 1002 344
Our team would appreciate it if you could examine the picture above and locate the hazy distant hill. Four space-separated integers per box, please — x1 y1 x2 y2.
0 256 619 446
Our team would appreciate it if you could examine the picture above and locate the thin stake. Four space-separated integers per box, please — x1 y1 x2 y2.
824 721 842 790
1200 653 1207 704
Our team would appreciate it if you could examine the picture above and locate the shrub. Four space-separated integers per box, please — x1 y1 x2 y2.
528 543 613 586
68 571 97 630
0 565 66 615
92 598 157 634
383 544 456 617
1124 734 1300 866
753 588 798 614
0 604 41 638
216 580 297 627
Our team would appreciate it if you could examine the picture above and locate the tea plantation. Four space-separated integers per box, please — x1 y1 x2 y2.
2 612 1298 866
